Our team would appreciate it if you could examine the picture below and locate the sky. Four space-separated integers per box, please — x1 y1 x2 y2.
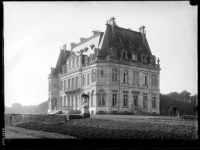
4 2 197 107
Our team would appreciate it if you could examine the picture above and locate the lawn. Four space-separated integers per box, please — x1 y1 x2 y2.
15 115 198 140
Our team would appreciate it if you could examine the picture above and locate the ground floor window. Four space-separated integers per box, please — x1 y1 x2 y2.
112 93 117 106
143 96 147 108
133 95 138 107
98 89 106 106
152 97 156 108
123 94 128 107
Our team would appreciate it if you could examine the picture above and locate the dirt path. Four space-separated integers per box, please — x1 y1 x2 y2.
5 126 77 139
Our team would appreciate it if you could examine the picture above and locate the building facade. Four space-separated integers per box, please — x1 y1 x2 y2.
48 17 161 115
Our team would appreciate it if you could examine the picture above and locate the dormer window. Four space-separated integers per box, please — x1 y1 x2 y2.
128 40 132 45
84 47 88 52
122 51 127 59
118 37 122 43
80 49 84 54
141 54 147 62
90 44 95 49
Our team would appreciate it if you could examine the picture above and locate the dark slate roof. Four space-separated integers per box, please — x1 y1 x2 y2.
100 24 152 59
52 50 70 76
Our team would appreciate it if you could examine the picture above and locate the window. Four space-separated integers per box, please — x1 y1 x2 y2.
72 78 74 90
152 97 156 108
91 91 94 107
101 70 104 78
133 71 139 85
123 93 128 107
123 70 128 83
72 58 75 68
69 60 71 70
77 56 79 67
82 75 86 86
68 79 71 90
112 93 117 106
143 96 148 108
92 69 96 82
64 96 66 106
152 74 157 86
53 83 57 90
66 64 68 71
143 74 148 86
112 68 118 82
60 81 63 91
87 73 90 85
132 53 137 60
98 89 105 106
76 76 78 88
133 95 138 107
64 80 66 90
60 97 63 107
122 52 127 59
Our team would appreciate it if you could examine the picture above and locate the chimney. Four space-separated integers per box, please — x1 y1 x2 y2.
50 67 54 74
70 42 76 51
63 44 67 50
108 17 116 26
139 25 146 42
80 37 87 43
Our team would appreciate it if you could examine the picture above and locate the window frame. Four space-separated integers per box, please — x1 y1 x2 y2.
123 93 128 107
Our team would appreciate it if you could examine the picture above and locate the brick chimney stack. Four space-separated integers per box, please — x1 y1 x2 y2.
70 42 76 51
139 25 146 42
107 17 116 37
63 44 67 50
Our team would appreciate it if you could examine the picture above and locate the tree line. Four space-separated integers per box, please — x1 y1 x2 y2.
5 90 198 116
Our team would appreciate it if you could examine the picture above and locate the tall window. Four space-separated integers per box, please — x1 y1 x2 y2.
123 70 128 83
87 73 90 85
98 89 105 106
72 78 74 90
60 97 63 107
82 75 86 86
91 90 94 107
112 68 117 82
60 81 63 91
77 56 79 67
133 71 139 85
69 60 71 70
123 92 128 107
143 74 148 86
133 95 138 107
92 69 96 82
64 80 66 90
72 58 75 68
112 93 117 106
76 76 78 88
152 74 157 86
152 97 156 108
143 96 148 108
68 79 71 90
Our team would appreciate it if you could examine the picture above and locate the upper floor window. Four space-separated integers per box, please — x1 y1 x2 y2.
76 76 78 88
64 80 66 90
98 89 106 106
123 70 128 83
152 74 157 86
112 68 118 82
143 73 148 86
49 82 51 92
77 56 79 67
152 97 156 108
68 79 71 90
60 81 63 91
82 75 86 86
72 58 75 68
101 70 104 78
92 69 96 82
69 60 71 70
87 73 90 85
72 78 74 90
133 71 139 85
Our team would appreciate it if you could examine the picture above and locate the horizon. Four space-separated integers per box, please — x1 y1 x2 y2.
4 2 197 107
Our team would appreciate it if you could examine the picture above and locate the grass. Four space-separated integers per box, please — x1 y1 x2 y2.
15 115 198 140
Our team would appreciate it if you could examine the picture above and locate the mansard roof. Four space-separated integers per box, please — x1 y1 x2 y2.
100 24 152 58
52 49 70 76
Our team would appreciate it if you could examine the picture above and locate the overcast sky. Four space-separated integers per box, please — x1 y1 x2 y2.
4 2 197 107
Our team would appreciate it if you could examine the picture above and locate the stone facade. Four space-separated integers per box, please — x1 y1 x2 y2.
48 17 161 115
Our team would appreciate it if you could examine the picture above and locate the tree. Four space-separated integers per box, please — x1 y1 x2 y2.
170 106 178 116
11 103 24 114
